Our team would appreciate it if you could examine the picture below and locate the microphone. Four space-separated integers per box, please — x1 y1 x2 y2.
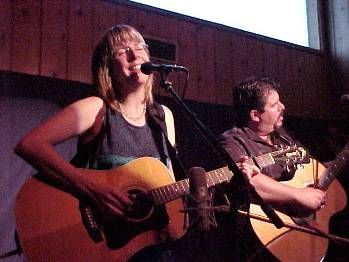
188 167 211 232
341 94 349 104
140 62 188 75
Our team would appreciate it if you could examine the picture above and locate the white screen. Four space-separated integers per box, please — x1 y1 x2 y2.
130 0 309 47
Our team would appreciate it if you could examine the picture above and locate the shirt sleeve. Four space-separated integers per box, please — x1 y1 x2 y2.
219 132 249 162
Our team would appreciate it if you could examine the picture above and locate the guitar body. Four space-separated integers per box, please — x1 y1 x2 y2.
249 158 347 262
15 157 185 262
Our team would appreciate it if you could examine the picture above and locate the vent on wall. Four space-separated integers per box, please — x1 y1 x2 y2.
144 37 177 62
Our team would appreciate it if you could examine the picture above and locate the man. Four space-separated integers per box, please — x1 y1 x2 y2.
220 76 326 260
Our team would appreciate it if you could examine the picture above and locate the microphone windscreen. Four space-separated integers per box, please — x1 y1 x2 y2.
189 167 207 194
140 62 153 75
188 166 211 232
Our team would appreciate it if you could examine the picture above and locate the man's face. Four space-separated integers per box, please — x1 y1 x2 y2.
258 90 285 133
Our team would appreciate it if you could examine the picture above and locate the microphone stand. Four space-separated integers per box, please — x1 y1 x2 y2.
238 209 349 244
158 71 284 229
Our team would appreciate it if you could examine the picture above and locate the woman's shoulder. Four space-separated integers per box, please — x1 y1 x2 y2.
69 96 106 113
75 97 107 143
65 96 107 127
74 96 104 106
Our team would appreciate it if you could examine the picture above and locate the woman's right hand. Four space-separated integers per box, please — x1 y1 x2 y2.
76 169 134 219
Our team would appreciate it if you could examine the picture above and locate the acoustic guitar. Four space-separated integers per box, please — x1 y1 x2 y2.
15 146 305 262
249 143 349 262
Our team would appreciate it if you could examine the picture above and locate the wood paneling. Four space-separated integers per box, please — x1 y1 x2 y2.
245 37 263 78
115 3 139 27
196 25 216 103
41 0 68 79
0 0 11 70
261 42 279 80
213 29 234 105
229 34 250 88
177 20 198 100
67 0 93 83
12 0 41 74
277 47 299 116
92 0 117 47
0 0 335 119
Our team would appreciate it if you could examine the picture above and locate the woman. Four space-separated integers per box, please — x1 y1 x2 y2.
15 25 177 261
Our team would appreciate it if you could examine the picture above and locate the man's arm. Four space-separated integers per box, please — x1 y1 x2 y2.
238 159 326 217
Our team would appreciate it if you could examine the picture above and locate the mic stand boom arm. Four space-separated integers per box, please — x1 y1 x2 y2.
159 72 284 229
238 209 349 244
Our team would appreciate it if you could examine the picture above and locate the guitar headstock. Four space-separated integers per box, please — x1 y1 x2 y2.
271 145 308 168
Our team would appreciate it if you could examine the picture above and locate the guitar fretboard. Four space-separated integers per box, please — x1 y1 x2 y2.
252 153 275 169
319 142 349 190
148 145 303 206
149 166 232 205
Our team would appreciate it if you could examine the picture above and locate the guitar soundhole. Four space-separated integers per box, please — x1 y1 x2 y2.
125 189 153 221
103 189 170 249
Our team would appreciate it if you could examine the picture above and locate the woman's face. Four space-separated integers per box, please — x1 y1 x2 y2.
110 41 150 91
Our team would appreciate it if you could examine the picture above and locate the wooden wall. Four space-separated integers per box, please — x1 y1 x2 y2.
0 0 337 119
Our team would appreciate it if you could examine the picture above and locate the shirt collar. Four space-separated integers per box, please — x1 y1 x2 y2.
241 126 275 146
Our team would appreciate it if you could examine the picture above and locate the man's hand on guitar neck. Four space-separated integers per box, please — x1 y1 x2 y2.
236 156 262 182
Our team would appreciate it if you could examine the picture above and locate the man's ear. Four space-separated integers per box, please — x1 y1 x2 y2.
250 109 260 122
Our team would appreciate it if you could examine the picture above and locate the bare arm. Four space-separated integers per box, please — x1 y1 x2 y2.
15 96 132 217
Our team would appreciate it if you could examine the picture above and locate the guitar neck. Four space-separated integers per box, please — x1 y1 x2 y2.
251 152 276 169
319 142 349 190
148 146 302 206
149 166 232 205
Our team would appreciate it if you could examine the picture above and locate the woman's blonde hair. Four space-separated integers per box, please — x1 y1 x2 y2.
92 24 153 110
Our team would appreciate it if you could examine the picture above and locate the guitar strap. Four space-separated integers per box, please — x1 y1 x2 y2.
147 102 188 181
0 231 22 259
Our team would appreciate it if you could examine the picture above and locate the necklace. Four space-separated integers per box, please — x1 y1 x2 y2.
119 104 146 121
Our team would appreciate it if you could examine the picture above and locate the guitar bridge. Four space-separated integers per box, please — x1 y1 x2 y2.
79 202 103 242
